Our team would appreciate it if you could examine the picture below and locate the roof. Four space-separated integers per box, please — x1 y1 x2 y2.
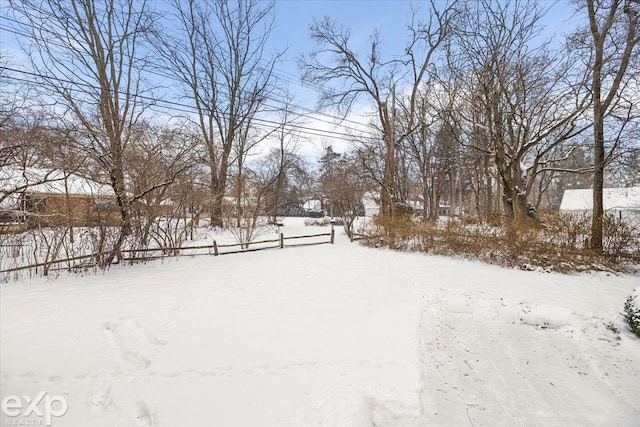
1 166 114 198
362 191 379 209
559 187 640 211
303 199 322 212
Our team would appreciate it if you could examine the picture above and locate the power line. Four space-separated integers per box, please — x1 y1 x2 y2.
2 66 379 144
0 15 376 135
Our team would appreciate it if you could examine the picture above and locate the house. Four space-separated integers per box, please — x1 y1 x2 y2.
559 187 640 226
361 192 430 217
303 198 324 218
362 191 380 218
0 167 119 229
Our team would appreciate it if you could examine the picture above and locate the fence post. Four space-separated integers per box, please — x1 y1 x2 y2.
330 229 335 244
213 240 219 256
280 232 284 249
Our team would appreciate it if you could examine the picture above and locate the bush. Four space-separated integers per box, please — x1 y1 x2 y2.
304 217 344 227
603 215 640 259
625 288 640 339
360 213 639 274
539 213 591 249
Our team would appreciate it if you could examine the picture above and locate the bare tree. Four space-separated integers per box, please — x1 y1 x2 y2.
321 151 368 235
229 102 284 229
125 122 198 248
226 153 288 247
9 0 156 262
262 98 304 222
301 1 459 219
0 51 40 170
0 49 28 138
580 0 639 250
0 109 81 209
445 0 590 222
398 85 462 221
153 0 278 228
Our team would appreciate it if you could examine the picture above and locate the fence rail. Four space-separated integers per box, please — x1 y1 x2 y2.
349 232 382 242
0 230 335 275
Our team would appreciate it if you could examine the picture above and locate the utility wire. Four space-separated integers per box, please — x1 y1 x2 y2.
3 66 379 144
0 16 377 135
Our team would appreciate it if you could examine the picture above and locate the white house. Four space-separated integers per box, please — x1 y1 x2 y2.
361 193 433 217
559 187 640 226
302 198 324 217
303 199 322 212
362 191 380 217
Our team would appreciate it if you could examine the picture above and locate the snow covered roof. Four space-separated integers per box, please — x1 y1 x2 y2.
407 200 424 210
361 192 427 211
362 191 379 209
303 199 322 212
0 166 114 198
559 187 640 212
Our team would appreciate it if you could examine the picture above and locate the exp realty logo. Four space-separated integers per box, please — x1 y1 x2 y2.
2 392 68 426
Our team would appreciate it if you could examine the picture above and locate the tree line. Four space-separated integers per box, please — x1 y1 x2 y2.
1 0 638 262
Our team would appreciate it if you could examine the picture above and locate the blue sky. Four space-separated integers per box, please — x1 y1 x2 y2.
271 0 447 96
272 0 405 57
0 0 583 158
268 0 415 153
0 0 582 100
266 0 581 155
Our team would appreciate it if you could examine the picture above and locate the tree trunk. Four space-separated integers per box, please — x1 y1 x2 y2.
209 150 231 228
485 164 493 219
108 165 131 264
586 0 639 252
591 109 605 252
380 102 396 220
589 2 605 252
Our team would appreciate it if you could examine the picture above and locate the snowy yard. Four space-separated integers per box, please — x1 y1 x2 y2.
1 219 639 426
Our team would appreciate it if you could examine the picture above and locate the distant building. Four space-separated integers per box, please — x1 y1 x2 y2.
559 187 640 226
1 167 119 229
362 192 380 218
362 192 440 218
303 198 324 218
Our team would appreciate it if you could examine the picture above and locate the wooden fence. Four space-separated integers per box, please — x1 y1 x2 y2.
0 230 335 275
348 231 381 242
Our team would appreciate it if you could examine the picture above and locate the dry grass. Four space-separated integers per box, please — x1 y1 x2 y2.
362 213 639 274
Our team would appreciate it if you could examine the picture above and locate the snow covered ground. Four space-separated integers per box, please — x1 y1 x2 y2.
1 218 639 426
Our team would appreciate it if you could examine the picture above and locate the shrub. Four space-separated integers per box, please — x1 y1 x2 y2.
539 213 590 249
603 214 640 259
304 217 329 226
360 213 639 273
304 217 344 227
625 288 640 339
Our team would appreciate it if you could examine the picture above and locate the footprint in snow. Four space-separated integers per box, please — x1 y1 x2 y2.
135 401 153 426
102 319 165 373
